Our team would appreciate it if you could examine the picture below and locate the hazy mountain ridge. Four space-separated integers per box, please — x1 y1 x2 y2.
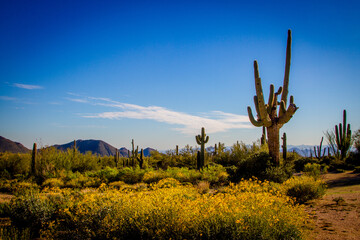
0 136 30 153
52 139 156 157
0 136 344 157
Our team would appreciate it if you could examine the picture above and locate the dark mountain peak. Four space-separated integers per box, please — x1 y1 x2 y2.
0 136 30 153
143 147 156 157
54 139 119 156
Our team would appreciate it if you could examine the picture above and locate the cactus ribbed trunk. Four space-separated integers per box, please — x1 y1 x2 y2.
31 143 37 176
195 127 209 170
267 125 280 165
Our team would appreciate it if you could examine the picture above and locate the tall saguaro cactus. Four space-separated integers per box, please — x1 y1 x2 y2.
195 127 209 170
31 143 37 176
247 30 298 165
335 110 352 160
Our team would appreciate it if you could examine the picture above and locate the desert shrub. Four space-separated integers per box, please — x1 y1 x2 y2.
70 151 99 172
46 180 308 240
230 152 271 182
200 163 228 185
230 152 293 183
86 166 119 183
13 181 39 194
42 178 64 188
143 169 169 183
293 157 319 172
345 152 360 168
117 167 146 184
195 181 210 194
264 165 293 183
0 152 31 178
167 167 201 184
152 178 181 188
9 190 56 238
108 181 126 189
283 176 326 204
0 226 31 240
63 174 101 188
303 163 322 178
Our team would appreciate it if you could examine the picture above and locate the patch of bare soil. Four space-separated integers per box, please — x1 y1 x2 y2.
0 193 13 203
307 171 360 240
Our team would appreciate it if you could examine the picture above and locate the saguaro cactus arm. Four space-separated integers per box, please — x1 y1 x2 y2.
195 127 209 144
278 103 298 124
281 29 292 105
335 110 352 159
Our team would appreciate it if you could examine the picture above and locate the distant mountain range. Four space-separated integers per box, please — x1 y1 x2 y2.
53 140 156 157
0 136 30 153
0 135 339 157
0 136 156 157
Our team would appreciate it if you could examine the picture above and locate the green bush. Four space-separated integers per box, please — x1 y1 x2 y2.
42 178 64 188
283 176 326 204
87 166 119 183
9 190 56 238
229 152 293 183
200 163 228 185
303 163 321 178
293 157 319 172
0 152 31 178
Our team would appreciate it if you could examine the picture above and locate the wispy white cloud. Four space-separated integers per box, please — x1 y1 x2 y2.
0 96 18 101
13 83 43 90
67 95 252 135
66 98 89 103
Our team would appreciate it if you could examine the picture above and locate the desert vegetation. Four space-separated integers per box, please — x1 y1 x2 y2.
1 30 359 239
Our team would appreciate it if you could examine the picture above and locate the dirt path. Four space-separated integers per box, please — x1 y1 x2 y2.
308 171 360 240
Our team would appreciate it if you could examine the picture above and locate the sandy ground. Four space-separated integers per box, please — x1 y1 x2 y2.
307 171 360 240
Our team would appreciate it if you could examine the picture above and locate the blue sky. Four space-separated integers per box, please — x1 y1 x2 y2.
1 0 359 150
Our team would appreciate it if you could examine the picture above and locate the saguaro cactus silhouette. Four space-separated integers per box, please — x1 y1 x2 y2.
131 139 139 167
137 148 144 169
247 30 298 165
31 143 37 176
195 127 209 170
314 137 326 160
335 110 352 160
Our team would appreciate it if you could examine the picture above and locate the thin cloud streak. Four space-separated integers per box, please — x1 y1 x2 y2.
68 95 252 135
0 96 18 101
13 83 43 90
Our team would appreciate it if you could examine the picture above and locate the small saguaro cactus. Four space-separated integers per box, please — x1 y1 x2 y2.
31 143 37 176
314 137 326 160
281 133 287 161
214 144 217 156
114 149 120 168
247 30 298 165
131 139 139 167
73 140 77 152
137 149 145 169
176 145 179 156
195 127 209 170
335 110 352 160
